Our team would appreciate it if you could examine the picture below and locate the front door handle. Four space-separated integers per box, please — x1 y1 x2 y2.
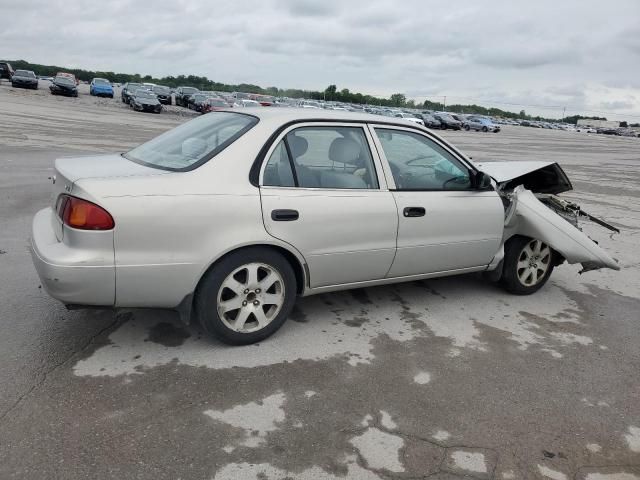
271 209 299 221
403 206 426 218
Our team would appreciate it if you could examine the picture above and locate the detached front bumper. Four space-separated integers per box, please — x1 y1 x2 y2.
30 208 115 306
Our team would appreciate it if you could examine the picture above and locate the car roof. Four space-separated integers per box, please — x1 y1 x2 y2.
226 107 426 128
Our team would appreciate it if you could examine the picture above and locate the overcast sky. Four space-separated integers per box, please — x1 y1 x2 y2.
2 0 640 120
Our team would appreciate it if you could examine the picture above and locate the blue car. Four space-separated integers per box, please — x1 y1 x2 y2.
90 78 114 98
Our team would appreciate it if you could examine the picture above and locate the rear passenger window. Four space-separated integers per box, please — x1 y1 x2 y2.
263 141 295 187
262 126 378 189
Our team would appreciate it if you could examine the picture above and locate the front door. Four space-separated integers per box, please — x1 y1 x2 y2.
259 124 398 288
370 126 505 277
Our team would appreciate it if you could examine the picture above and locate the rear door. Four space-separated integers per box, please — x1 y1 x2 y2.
259 123 398 288
370 125 505 277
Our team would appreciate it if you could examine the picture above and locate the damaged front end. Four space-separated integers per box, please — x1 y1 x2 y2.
476 161 620 273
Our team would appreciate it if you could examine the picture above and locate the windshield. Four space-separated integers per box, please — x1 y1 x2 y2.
209 99 228 107
55 76 74 85
154 86 170 94
124 112 258 171
93 78 110 85
126 83 141 90
135 90 155 99
15 70 35 77
182 87 198 94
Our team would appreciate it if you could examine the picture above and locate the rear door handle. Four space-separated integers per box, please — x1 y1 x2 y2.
403 206 426 218
271 209 299 221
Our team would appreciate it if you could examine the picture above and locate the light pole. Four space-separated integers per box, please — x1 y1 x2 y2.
562 106 566 123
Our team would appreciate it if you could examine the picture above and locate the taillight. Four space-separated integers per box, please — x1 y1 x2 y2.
57 194 115 230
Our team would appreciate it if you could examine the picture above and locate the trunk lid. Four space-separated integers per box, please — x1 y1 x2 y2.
50 154 168 240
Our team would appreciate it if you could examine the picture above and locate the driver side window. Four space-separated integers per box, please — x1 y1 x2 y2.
375 129 471 190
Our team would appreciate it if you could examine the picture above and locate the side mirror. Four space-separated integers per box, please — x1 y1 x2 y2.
474 171 493 190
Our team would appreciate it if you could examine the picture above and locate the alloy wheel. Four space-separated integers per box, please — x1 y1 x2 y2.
516 239 551 286
216 262 285 333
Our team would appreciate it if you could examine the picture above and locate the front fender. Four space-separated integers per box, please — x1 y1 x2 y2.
505 186 619 271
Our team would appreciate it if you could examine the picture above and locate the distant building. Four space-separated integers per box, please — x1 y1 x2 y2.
577 119 620 128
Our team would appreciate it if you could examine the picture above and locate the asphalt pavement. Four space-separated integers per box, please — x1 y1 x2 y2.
0 81 639 479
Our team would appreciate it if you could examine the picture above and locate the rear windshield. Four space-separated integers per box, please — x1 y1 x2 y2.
124 112 258 171
55 76 74 85
93 78 110 85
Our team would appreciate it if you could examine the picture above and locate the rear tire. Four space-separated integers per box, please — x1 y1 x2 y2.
196 247 297 345
482 126 489 132
464 124 470 131
501 236 554 295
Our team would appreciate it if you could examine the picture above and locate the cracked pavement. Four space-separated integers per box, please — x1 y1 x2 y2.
0 82 639 479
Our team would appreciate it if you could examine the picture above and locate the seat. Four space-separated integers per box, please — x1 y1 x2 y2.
321 137 368 189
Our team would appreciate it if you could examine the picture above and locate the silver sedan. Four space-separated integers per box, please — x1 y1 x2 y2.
30 109 619 344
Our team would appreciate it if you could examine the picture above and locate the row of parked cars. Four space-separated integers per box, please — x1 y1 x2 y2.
2 62 637 134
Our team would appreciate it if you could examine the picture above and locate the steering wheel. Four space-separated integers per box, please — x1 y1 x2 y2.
406 155 436 166
442 175 469 189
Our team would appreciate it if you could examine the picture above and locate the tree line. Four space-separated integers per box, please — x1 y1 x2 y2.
5 59 609 123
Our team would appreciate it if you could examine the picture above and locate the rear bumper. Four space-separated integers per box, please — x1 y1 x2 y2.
92 89 113 97
30 208 115 306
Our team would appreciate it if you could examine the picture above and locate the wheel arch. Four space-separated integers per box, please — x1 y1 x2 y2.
183 242 307 325
193 242 308 299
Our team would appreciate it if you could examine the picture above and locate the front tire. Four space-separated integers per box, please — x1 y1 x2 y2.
196 247 297 345
501 236 554 295
482 126 489 132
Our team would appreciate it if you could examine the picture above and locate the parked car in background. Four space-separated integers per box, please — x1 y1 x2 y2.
234 99 262 108
49 75 78 97
56 72 78 85
617 128 640 137
11 70 38 89
450 113 467 125
299 100 322 109
152 85 172 105
416 113 442 129
465 116 501 133
252 95 275 106
89 78 114 98
187 93 213 112
129 89 162 113
30 109 619 346
175 86 200 107
433 113 462 130
393 112 425 126
1 62 15 81
121 82 142 104
201 97 230 113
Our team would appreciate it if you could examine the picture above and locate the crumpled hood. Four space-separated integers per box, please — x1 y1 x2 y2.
474 160 573 195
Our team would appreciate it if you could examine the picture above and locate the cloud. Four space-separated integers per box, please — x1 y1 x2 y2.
1 0 639 118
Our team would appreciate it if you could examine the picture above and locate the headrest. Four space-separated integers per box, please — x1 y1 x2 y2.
329 137 361 165
288 135 308 158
